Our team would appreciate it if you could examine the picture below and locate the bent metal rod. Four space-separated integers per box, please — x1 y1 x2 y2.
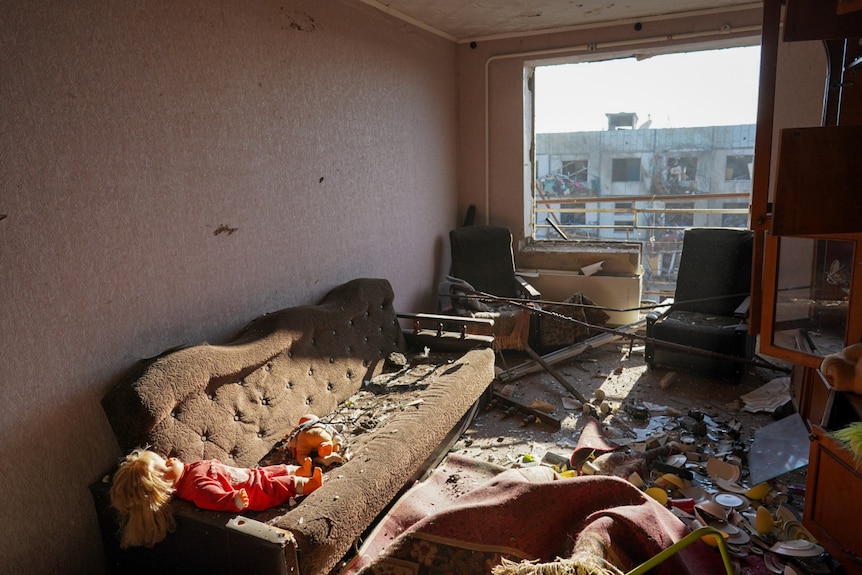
441 289 789 373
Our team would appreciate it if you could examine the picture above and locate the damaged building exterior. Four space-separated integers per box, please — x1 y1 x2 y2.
534 120 755 298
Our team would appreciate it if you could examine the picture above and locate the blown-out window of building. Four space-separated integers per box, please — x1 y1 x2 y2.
726 155 754 180
612 158 641 182
529 42 760 298
564 159 589 182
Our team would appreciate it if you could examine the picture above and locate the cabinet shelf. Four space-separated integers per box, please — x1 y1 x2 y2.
753 1 862 572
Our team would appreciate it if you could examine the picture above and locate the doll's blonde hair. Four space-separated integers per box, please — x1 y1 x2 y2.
109 448 176 548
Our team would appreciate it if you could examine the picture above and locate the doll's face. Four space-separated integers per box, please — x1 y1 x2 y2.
163 457 185 485
150 453 185 486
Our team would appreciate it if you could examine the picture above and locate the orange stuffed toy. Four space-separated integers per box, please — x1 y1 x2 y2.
821 342 862 395
286 414 346 465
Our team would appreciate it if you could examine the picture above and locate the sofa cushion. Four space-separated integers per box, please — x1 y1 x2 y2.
101 278 405 468
259 348 496 575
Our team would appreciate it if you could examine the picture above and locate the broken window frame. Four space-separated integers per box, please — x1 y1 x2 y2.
526 39 760 300
726 155 754 180
611 158 641 183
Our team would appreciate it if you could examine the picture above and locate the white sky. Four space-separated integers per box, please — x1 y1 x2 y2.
534 45 761 133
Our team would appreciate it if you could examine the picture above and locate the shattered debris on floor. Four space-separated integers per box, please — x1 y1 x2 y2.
304 344 845 575
445 343 845 575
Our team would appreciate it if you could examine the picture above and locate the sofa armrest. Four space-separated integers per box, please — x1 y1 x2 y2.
397 312 495 351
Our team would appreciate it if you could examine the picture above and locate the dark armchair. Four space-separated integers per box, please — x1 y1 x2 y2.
441 225 540 351
645 228 755 380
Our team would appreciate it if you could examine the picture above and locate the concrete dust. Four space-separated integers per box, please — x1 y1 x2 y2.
454 344 789 473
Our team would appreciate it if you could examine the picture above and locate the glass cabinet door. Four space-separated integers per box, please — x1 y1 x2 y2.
761 235 858 367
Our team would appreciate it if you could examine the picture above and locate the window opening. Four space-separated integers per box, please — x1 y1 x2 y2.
563 159 588 182
612 158 642 182
657 156 698 195
531 44 760 300
726 155 753 180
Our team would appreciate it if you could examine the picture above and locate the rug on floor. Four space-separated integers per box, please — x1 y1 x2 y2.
339 453 727 575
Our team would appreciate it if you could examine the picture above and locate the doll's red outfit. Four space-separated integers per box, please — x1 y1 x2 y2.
173 460 301 512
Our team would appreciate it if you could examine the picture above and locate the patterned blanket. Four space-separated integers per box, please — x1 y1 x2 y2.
341 455 726 575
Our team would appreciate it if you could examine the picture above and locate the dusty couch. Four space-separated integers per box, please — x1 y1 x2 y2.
92 277 495 575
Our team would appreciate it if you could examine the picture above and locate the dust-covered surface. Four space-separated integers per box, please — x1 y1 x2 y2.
442 343 847 574
261 354 473 469
310 338 850 574
453 344 791 475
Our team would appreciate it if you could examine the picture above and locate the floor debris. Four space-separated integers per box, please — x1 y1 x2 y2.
447 343 844 574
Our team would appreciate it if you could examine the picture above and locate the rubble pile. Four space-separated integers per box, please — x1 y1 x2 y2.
460 364 836 575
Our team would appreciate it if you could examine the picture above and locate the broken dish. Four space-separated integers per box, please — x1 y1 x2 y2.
769 539 824 557
666 453 687 467
783 520 817 543
714 492 748 510
706 457 741 482
695 499 727 522
727 530 750 545
776 505 798 525
711 522 751 546
714 477 748 494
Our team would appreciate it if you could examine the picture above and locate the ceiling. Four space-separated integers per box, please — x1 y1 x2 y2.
359 0 761 42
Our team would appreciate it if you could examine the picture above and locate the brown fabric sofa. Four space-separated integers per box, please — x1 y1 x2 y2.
92 278 495 575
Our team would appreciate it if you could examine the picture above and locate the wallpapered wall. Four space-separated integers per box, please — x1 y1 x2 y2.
0 1 457 572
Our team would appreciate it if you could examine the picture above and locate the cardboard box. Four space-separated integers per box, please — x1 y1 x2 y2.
524 269 642 326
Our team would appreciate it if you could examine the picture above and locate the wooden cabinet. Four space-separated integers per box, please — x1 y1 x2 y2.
754 0 862 375
772 126 862 237
806 423 862 574
794 367 862 573
752 1 862 572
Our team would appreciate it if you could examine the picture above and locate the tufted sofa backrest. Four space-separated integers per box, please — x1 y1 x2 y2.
101 278 405 468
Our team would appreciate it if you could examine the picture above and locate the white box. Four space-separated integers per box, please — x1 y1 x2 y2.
525 270 642 326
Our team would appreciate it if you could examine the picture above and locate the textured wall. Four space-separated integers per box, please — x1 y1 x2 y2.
0 1 457 573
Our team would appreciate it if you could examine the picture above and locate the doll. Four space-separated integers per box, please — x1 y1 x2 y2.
286 414 346 465
821 342 862 395
109 448 322 548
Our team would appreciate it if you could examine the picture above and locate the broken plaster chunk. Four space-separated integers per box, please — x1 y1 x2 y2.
499 384 517 397
659 371 678 390
528 400 555 414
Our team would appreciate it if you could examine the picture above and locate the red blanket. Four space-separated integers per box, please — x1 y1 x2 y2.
345 463 725 575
